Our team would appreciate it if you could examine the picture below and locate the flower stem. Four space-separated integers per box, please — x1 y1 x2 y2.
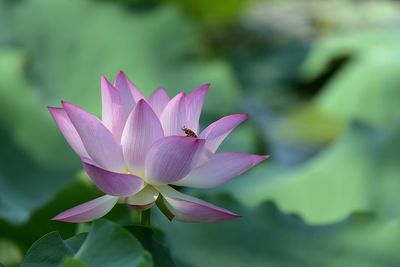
140 209 151 227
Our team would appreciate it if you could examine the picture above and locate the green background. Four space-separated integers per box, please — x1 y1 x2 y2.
1 0 400 266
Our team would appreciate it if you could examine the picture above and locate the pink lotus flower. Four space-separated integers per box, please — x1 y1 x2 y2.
49 72 268 223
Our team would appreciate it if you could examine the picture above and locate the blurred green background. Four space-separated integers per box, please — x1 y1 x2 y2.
1 0 400 266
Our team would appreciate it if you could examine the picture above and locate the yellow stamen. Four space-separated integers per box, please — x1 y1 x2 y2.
124 167 132 174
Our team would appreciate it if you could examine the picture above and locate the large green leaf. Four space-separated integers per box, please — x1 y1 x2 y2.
370 122 400 218
157 196 400 267
0 178 99 254
21 232 74 267
301 31 400 125
217 122 400 224
316 45 400 126
0 172 176 267
22 220 152 267
75 220 151 267
8 176 175 266
301 31 400 80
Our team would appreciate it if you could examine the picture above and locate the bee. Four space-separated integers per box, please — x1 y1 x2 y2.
182 127 198 138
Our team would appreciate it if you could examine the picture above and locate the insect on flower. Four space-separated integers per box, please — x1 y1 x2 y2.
49 71 269 223
182 127 198 138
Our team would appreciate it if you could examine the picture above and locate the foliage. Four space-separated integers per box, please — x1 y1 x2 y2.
1 0 400 266
21 220 152 267
157 196 400 267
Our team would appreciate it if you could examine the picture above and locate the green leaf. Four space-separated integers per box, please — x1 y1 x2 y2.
22 220 152 267
0 178 101 254
233 123 374 223
301 31 400 125
126 225 176 267
75 220 151 267
21 232 73 267
0 175 148 267
156 196 400 267
220 121 400 224
316 46 400 126
64 233 88 255
301 31 399 80
369 122 400 218
61 257 88 267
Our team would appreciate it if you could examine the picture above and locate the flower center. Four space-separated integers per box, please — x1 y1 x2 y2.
125 167 145 180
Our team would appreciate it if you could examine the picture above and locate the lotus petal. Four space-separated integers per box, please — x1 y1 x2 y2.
199 114 248 153
185 84 210 133
148 87 170 117
48 107 89 159
83 162 144 196
175 153 269 188
52 195 118 223
145 136 205 184
121 100 164 171
156 186 239 222
160 92 187 136
125 185 159 210
62 101 125 172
